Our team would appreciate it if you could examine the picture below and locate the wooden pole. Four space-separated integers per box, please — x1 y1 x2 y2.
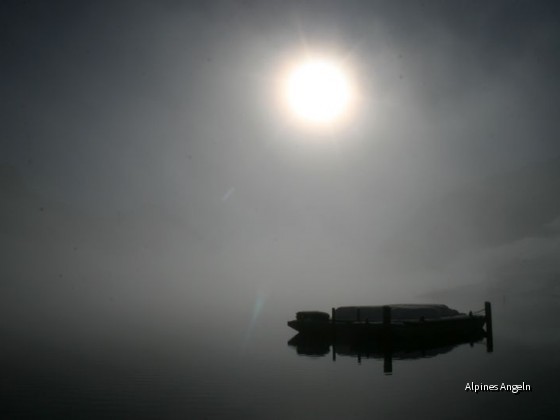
383 305 391 325
485 301 493 353
382 305 391 336
382 305 393 373
331 307 337 361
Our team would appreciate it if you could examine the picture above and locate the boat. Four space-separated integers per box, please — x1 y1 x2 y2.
287 303 490 341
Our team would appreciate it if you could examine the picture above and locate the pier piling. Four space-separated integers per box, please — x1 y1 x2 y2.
382 305 391 334
485 301 493 353
331 307 337 361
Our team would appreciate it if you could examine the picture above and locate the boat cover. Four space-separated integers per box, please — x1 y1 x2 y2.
334 304 461 322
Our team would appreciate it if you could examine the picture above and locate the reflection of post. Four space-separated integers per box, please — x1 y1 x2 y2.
485 301 493 353
383 345 393 375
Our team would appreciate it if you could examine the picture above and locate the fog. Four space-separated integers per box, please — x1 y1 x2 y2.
2 1 560 350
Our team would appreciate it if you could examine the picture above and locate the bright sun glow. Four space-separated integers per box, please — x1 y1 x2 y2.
284 58 353 127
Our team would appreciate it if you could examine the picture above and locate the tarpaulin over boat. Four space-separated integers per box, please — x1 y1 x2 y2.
334 304 461 322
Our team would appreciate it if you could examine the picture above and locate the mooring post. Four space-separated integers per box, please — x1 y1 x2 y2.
382 305 391 331
357 308 361 322
485 301 493 353
331 307 337 361
382 305 392 372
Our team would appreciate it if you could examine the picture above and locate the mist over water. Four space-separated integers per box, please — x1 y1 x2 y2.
2 1 560 418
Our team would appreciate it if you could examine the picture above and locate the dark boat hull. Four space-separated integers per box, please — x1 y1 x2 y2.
287 314 486 340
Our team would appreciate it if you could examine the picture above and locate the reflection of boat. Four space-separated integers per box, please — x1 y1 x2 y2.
287 303 490 341
287 302 493 374
288 328 489 374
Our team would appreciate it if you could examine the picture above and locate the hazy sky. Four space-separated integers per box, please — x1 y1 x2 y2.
3 0 559 199
2 1 560 311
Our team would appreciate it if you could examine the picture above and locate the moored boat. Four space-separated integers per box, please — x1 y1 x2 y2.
287 303 489 340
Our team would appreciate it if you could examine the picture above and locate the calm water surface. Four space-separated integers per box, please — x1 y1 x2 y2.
2 299 558 419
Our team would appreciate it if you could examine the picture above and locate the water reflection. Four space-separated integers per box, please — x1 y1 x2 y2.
288 330 491 375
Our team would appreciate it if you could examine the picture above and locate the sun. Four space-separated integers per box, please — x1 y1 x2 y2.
283 58 354 127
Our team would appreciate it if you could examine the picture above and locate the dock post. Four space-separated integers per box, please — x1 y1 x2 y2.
382 305 391 325
382 305 391 336
485 301 493 353
382 305 393 373
331 307 337 361
357 308 361 322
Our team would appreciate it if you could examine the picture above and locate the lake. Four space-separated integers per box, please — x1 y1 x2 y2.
1 295 558 419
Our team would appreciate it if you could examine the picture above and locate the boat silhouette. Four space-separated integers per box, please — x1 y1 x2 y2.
287 302 493 374
288 303 491 341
